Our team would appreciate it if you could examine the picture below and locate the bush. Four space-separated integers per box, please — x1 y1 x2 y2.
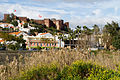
7 43 20 50
13 60 120 80
112 35 120 50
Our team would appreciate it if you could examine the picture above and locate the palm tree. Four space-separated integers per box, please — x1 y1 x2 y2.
93 24 100 47
50 31 57 48
71 31 76 47
58 33 63 48
69 30 76 48
83 26 93 48
68 34 72 48
75 26 81 48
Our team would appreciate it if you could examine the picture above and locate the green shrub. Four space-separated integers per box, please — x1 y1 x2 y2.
12 60 120 80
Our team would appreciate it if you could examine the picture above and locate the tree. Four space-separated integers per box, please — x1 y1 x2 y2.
0 44 6 50
0 32 26 50
58 33 63 48
50 31 57 48
30 24 48 35
11 20 18 27
7 43 21 50
93 24 100 47
29 19 35 24
11 13 15 21
104 21 119 37
71 31 76 47
68 30 76 48
24 23 28 28
6 15 12 23
112 34 120 49
6 13 15 23
82 26 93 48
93 24 100 35
75 26 81 48
102 21 120 49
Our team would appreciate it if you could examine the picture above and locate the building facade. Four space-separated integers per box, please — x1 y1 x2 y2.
24 33 64 49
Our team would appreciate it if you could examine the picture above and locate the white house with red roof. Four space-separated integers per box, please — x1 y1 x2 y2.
9 31 29 42
36 33 54 38
0 38 4 44
9 31 28 37
0 23 14 29
18 21 35 33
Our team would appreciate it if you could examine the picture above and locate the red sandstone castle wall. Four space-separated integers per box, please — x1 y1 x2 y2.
18 17 28 22
44 19 51 28
64 22 69 28
33 20 44 25
3 14 10 21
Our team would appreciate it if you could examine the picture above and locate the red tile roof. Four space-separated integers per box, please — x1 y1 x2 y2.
0 40 4 42
40 33 48 35
0 23 9 24
9 31 22 35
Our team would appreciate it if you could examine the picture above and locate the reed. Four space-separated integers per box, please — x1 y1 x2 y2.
0 49 120 80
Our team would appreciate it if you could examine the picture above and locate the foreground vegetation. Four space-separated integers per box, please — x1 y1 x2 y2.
0 49 120 80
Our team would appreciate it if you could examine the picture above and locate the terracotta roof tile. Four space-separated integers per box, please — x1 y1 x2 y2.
0 40 4 42
40 33 48 35
0 23 9 24
5 26 9 27
9 31 22 35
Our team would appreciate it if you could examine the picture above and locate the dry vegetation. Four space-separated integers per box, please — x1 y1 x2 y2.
0 49 120 80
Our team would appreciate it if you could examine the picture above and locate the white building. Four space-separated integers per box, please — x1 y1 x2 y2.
0 23 14 29
24 33 64 48
18 20 35 33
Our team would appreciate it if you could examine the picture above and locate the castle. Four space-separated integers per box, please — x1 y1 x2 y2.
3 14 69 30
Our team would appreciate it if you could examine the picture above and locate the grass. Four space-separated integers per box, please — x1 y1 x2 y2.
0 49 120 80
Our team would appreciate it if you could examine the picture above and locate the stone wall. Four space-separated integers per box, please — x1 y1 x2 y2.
33 20 44 25
3 14 10 21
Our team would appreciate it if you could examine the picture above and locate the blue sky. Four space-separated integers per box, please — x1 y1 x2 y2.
0 0 120 29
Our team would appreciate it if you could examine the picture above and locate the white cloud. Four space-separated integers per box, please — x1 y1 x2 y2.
69 15 120 29
114 7 118 15
97 0 120 9
0 0 120 29
0 3 68 19
62 0 108 3
92 9 101 16
32 0 56 2
0 0 9 2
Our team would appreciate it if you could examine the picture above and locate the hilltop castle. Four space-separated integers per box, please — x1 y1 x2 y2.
3 14 69 30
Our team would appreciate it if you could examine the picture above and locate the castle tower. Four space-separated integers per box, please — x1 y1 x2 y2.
64 22 69 28
3 14 10 21
56 20 63 30
44 19 51 28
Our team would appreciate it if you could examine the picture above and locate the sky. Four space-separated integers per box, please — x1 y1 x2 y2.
0 0 120 29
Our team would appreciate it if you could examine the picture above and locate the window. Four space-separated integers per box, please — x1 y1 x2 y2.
52 43 54 46
37 42 39 46
41 43 42 46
